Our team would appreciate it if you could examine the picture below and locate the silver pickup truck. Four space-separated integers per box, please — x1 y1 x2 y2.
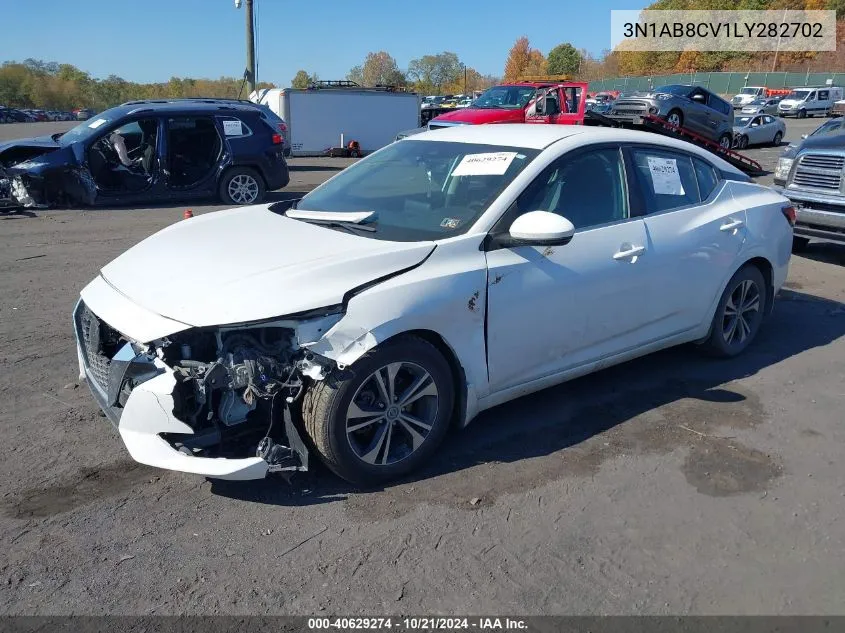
774 117 845 250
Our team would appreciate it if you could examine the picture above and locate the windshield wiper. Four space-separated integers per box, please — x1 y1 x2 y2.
299 218 377 233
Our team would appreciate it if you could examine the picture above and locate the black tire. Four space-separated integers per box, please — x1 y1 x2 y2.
792 236 810 252
666 109 683 128
218 166 265 205
302 335 454 486
738 135 749 150
772 131 783 146
699 265 767 358
718 133 733 150
798 109 807 119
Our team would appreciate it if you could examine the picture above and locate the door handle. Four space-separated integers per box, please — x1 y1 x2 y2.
720 218 744 232
613 245 645 261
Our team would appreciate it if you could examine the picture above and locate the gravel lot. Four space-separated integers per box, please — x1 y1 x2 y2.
2 119 845 616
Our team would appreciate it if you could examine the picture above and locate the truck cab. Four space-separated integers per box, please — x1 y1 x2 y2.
428 81 587 130
731 87 766 109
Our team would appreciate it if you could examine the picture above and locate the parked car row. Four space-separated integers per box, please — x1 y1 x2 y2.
0 107 91 123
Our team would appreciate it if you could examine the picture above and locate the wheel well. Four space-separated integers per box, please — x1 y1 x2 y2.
391 329 467 427
221 164 266 188
745 256 774 314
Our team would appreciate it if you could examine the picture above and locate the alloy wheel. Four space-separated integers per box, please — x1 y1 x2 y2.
722 279 761 347
227 174 259 204
667 112 681 127
719 135 732 149
345 361 439 466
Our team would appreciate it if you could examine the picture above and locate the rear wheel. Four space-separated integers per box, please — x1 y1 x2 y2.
302 336 454 486
218 167 265 205
699 265 767 358
772 131 783 146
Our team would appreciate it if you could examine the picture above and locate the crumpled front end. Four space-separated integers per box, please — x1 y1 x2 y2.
73 289 341 480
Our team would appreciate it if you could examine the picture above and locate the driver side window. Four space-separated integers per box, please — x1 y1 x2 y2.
515 147 629 230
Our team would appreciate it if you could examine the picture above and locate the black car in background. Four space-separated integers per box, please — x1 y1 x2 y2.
0 99 289 209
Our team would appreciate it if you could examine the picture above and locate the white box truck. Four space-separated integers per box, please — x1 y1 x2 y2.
252 87 420 156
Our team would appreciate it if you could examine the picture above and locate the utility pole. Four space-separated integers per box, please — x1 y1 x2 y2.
235 0 257 96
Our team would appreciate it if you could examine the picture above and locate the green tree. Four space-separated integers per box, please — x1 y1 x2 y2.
407 52 462 93
291 70 313 89
547 43 581 75
359 51 406 87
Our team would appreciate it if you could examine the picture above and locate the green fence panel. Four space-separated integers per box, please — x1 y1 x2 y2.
587 71 845 95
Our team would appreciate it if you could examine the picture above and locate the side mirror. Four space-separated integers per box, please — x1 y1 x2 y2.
691 94 706 103
534 96 546 116
506 211 575 246
801 134 808 139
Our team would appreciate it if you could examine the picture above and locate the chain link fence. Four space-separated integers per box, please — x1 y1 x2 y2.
588 72 845 96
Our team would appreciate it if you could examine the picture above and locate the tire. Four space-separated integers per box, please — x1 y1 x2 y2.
699 265 767 358
718 134 733 150
218 167 265 205
772 131 783 146
798 109 807 119
738 135 749 150
792 236 810 252
302 335 455 486
666 109 683 128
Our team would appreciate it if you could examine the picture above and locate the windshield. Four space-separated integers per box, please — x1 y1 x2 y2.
654 85 692 96
748 98 767 105
291 140 539 241
736 116 753 126
740 88 760 95
786 90 811 100
57 110 117 146
472 85 537 110
810 119 845 137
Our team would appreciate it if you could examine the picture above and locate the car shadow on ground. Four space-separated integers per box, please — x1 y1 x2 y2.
210 287 845 507
795 243 845 267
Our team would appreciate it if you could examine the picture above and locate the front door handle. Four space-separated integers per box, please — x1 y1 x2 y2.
720 218 744 232
613 245 645 261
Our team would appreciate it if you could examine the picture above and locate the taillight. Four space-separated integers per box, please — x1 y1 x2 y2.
782 205 796 226
272 134 283 145
277 122 287 133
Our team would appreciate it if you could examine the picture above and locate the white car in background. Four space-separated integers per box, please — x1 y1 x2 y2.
74 125 794 485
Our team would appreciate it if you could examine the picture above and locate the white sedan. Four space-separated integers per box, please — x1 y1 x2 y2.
74 125 794 485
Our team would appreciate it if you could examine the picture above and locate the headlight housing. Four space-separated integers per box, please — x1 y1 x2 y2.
656 94 672 100
775 157 794 181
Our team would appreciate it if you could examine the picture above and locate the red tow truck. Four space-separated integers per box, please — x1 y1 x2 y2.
423 76 762 175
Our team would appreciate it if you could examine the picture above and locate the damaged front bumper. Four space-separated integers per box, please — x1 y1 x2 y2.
73 291 332 480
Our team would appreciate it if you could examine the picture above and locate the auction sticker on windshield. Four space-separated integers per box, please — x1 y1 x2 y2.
88 119 108 129
647 156 684 195
452 152 518 176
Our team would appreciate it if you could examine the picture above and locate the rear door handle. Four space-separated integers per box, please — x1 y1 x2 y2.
613 245 645 260
720 218 744 232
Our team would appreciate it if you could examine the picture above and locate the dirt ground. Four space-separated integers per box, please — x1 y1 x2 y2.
1 120 845 615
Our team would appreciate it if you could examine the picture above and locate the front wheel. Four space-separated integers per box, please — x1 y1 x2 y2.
772 131 783 146
218 167 265 205
302 336 454 486
699 265 767 358
798 109 807 119
737 135 749 150
666 109 683 128
718 134 733 150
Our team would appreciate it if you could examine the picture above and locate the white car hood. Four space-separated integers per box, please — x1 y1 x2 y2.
99 204 435 327
779 99 801 107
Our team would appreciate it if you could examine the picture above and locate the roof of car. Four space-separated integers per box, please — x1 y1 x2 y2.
109 99 263 117
407 124 747 176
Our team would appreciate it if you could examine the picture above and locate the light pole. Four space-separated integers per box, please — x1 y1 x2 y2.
234 0 256 96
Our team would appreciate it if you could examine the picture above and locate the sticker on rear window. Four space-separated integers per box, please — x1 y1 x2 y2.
452 152 518 176
88 118 108 129
646 156 685 195
223 119 243 136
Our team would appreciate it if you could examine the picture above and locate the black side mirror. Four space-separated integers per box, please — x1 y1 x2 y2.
535 96 546 116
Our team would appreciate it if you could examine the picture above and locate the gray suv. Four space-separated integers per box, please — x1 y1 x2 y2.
605 84 735 148
773 117 845 250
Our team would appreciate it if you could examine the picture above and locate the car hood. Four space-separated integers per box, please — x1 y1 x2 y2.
0 135 61 153
781 132 845 159
779 99 802 107
99 204 436 328
430 107 525 124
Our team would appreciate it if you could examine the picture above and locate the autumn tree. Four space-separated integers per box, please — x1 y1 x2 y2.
547 43 581 75
503 37 532 81
352 51 405 87
407 52 462 93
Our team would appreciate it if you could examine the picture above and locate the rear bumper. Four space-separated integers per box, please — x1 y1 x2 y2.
779 191 845 244
259 155 290 191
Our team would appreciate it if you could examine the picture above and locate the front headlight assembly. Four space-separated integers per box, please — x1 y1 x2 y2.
775 158 794 181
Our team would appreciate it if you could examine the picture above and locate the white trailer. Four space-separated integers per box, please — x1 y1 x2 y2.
252 87 420 156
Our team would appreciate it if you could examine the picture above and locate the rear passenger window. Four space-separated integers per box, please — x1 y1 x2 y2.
693 158 719 200
631 148 700 213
